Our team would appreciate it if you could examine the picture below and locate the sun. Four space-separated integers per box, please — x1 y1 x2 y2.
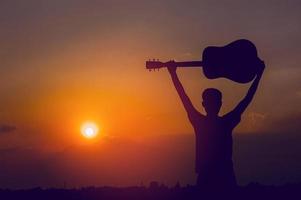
81 122 99 139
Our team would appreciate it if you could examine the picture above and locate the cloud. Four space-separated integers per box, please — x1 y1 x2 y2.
296 91 301 98
0 125 16 134
263 113 301 134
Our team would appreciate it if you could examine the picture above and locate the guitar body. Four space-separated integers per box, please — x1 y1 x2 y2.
202 39 261 83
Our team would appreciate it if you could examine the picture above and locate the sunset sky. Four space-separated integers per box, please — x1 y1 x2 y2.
0 0 301 188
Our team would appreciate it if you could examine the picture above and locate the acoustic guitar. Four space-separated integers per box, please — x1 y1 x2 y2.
146 39 263 83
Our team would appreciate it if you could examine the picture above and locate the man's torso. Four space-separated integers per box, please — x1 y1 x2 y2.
192 112 240 173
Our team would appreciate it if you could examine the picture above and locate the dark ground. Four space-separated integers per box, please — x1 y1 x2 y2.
0 183 301 200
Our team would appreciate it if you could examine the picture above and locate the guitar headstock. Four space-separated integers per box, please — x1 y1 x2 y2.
146 59 164 71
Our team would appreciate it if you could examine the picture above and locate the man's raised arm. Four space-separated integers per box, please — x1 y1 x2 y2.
231 61 265 116
167 65 202 123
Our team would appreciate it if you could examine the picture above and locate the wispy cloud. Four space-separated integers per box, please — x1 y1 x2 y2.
0 125 16 134
296 91 301 98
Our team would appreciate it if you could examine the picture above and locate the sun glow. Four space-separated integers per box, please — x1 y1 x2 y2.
81 122 99 139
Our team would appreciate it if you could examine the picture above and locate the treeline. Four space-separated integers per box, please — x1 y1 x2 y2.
0 183 300 200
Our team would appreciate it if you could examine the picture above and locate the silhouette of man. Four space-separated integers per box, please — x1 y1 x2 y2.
167 61 265 189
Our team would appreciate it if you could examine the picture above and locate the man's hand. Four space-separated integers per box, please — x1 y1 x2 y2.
258 60 265 76
167 60 177 74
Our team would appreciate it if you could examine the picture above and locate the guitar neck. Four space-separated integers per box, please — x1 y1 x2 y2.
146 60 203 70
171 61 203 67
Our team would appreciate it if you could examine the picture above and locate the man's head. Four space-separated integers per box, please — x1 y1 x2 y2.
202 88 222 116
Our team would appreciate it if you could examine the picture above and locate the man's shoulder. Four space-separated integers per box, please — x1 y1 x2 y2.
222 111 241 127
190 111 205 125
222 110 241 119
